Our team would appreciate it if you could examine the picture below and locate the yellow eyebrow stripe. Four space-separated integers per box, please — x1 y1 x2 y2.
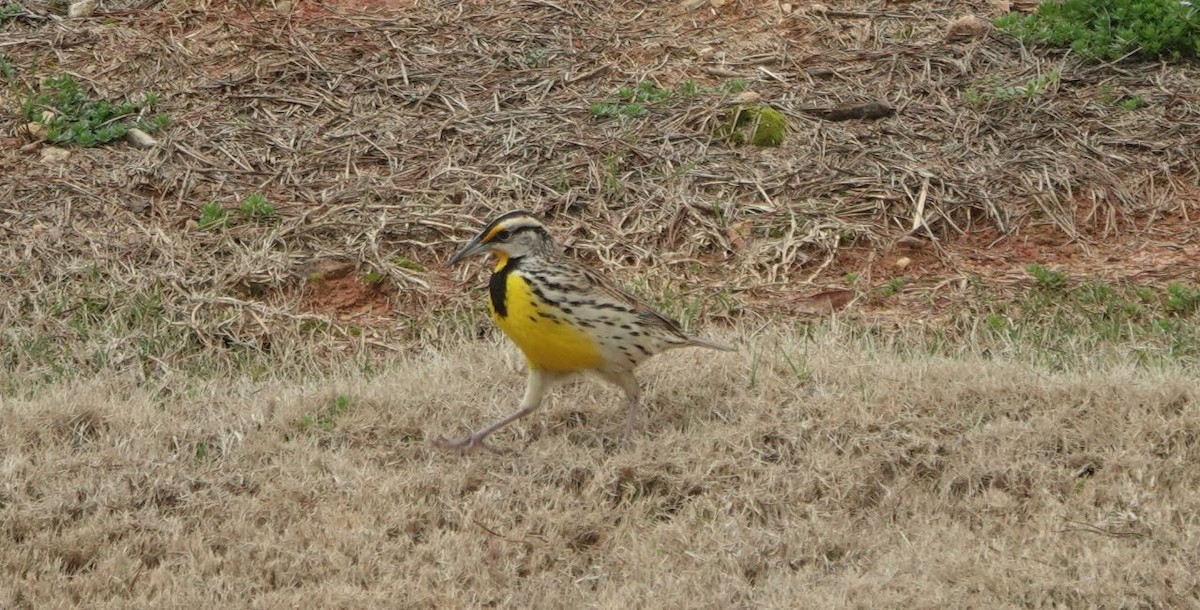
482 224 507 243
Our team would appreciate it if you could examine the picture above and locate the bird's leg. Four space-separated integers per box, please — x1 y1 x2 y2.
605 371 643 442
434 368 553 454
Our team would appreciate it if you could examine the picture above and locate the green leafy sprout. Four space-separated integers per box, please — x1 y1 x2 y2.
589 79 751 120
21 75 170 147
237 193 275 222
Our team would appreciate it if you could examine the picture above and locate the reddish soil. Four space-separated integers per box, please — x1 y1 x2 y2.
298 274 394 319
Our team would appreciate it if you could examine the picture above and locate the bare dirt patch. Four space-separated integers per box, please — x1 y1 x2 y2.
300 273 392 316
295 259 395 319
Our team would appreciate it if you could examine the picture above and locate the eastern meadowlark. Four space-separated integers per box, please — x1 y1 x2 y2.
435 210 735 453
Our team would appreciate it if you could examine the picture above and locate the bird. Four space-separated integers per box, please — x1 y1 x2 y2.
434 210 735 453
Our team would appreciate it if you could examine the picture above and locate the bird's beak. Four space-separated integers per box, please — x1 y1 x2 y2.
448 235 488 265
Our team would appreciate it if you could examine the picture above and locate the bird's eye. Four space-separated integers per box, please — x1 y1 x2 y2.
494 229 512 241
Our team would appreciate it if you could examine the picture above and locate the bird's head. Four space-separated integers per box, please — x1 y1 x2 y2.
448 210 556 266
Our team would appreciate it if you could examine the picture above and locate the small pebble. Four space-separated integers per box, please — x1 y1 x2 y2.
41 146 70 163
26 122 48 140
125 128 158 148
68 0 95 18
946 15 987 40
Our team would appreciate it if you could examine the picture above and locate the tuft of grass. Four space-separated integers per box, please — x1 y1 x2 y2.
236 193 275 222
0 277 254 388
199 194 272 230
21 75 170 147
1098 84 1148 110
1025 263 1068 290
995 0 1200 61
625 277 736 328
1165 283 1200 315
589 100 649 119
879 277 907 297
946 275 1200 368
0 2 22 22
600 152 624 200
965 68 1062 107
362 271 386 285
588 79 705 120
588 78 769 131
1098 83 1118 104
197 202 228 230
298 393 353 434
1117 95 1147 110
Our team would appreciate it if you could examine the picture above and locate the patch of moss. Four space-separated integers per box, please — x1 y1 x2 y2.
717 105 786 147
393 257 427 272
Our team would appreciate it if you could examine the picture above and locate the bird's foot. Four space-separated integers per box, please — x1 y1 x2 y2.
432 434 511 455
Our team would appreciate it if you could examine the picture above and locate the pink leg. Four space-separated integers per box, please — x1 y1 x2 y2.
434 369 554 454
601 371 643 441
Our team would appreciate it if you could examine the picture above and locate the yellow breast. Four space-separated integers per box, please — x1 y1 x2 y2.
489 261 604 373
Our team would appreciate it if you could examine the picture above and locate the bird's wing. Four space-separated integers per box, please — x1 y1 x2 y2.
562 260 689 337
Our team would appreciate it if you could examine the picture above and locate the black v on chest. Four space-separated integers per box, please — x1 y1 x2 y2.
489 257 522 318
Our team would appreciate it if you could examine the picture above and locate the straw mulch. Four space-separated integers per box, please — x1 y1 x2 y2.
1 0 1197 364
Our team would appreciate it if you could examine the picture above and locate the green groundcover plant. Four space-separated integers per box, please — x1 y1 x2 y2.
996 0 1200 60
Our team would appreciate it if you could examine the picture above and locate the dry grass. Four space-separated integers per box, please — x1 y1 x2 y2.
3 0 1200 606
3 330 1200 607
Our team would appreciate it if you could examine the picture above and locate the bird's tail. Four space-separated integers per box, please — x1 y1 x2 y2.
682 335 737 352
